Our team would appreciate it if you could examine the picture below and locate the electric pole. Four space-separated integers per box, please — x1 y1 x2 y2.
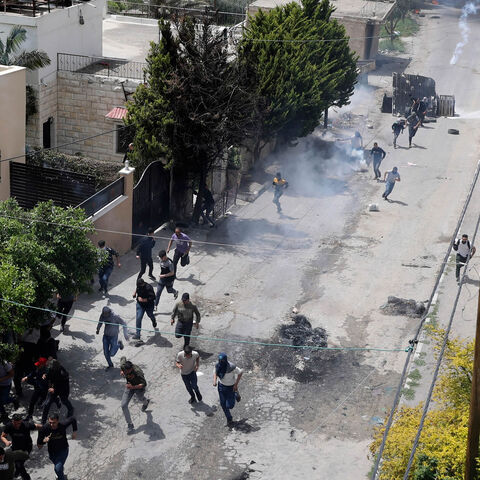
465 288 480 480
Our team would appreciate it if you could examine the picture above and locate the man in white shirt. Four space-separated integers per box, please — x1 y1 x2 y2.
175 346 202 404
453 234 476 283
213 353 243 426
382 167 401 201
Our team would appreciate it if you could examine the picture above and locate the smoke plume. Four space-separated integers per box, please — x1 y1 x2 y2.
450 1 478 65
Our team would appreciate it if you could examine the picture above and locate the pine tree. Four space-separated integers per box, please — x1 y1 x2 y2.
239 0 358 160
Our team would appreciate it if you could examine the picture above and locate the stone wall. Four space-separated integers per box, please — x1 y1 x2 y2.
26 78 58 147
56 71 141 162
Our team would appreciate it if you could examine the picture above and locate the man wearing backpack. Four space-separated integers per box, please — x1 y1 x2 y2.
453 234 476 283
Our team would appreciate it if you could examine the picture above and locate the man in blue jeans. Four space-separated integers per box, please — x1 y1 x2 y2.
97 240 120 295
96 306 130 371
37 413 77 480
132 278 157 340
382 167 401 201
176 345 202 404
213 353 243 427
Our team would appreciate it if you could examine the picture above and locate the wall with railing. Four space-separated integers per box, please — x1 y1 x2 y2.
78 166 135 254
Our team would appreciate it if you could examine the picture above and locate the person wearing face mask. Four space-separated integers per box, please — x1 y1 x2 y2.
213 353 243 427
453 234 476 283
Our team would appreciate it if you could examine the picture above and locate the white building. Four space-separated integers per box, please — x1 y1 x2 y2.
0 0 105 148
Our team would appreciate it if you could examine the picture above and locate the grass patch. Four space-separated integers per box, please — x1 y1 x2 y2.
379 15 419 52
379 38 406 53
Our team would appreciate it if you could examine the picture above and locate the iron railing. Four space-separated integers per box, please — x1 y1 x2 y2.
78 176 125 217
57 53 147 81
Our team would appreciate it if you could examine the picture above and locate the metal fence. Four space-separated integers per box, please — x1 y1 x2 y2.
57 53 147 81
107 1 246 25
10 162 96 210
78 177 125 218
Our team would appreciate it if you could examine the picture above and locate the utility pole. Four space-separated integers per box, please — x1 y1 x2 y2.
465 288 480 480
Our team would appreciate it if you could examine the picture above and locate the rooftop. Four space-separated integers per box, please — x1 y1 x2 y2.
248 0 395 20
0 0 82 18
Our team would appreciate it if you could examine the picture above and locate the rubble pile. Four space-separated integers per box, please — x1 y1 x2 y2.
380 296 426 318
280 315 328 348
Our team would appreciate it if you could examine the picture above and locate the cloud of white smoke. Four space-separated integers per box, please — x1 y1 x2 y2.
450 1 478 65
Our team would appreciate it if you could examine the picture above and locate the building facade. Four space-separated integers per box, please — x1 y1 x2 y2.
0 65 26 200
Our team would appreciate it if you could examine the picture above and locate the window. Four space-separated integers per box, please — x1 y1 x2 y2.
115 124 133 154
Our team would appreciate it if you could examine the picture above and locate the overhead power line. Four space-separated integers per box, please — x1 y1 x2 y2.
0 297 407 353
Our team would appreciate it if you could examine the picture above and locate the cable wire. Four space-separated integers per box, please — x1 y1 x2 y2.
370 157 480 480
402 214 480 478
0 297 407 353
0 126 129 165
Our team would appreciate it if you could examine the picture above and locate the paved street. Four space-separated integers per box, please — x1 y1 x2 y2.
22 4 480 479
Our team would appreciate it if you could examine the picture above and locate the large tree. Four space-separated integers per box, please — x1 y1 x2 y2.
0 199 99 361
126 17 254 222
238 0 358 160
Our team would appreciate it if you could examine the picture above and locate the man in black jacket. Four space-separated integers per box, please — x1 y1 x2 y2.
370 142 387 180
37 413 77 480
136 228 156 280
41 360 74 424
132 278 157 340
1 414 41 480
22 357 50 420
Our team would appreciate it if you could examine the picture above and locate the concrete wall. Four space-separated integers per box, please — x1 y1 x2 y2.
87 166 134 254
56 71 140 162
0 65 26 201
338 16 382 61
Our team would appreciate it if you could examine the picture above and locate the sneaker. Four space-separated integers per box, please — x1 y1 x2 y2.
174 290 179 300
131 335 140 340
152 320 157 328
188 396 196 404
195 391 202 402
118 341 124 350
141 399 150 412
127 423 134 431
105 365 113 371
227 420 235 428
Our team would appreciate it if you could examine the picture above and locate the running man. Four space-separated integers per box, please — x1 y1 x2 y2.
272 172 288 213
119 357 150 432
96 306 129 371
37 413 77 480
176 345 202 404
167 227 192 275
155 250 178 310
392 119 405 148
382 167 401 201
406 112 421 148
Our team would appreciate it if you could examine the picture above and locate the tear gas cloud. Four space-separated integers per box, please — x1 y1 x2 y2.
450 1 478 65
